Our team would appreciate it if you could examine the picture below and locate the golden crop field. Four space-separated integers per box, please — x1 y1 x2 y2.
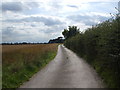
2 43 58 88
2 44 58 64
3 44 57 53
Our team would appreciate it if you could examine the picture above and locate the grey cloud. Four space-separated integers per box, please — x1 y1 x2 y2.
2 27 15 36
43 29 56 34
43 25 66 34
67 5 78 8
2 26 56 43
5 16 65 26
82 20 97 26
2 26 29 37
2 2 23 12
25 2 40 8
68 15 89 22
97 15 109 22
2 27 17 42
2 2 41 13
31 24 36 27
49 1 62 9
2 26 33 42
67 14 109 26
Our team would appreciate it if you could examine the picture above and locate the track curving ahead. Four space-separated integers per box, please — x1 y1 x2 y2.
20 45 104 88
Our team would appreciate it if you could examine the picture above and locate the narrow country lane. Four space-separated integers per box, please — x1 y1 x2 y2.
20 45 104 88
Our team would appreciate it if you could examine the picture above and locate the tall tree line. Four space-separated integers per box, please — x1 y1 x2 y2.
62 16 120 87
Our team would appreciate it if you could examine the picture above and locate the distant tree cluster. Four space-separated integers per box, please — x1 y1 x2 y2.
2 42 47 45
48 37 64 43
62 16 120 87
2 37 64 45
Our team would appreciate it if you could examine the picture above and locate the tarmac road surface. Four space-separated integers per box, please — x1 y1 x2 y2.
20 45 104 88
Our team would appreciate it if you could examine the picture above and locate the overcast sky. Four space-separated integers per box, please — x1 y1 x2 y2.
1 0 119 43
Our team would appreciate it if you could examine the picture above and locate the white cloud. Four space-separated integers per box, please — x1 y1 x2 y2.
1 0 119 43
2 0 119 3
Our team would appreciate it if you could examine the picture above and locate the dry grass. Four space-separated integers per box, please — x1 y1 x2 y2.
2 44 57 52
2 43 58 88
2 44 58 64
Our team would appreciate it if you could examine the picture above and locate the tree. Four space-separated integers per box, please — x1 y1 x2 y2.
48 37 64 43
62 26 79 39
62 29 68 39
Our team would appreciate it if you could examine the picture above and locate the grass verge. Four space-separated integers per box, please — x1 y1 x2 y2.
2 44 58 88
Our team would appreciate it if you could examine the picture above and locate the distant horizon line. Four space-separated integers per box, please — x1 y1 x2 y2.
1 42 48 44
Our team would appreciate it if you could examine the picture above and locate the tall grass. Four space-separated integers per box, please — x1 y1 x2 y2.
64 18 120 88
2 44 58 88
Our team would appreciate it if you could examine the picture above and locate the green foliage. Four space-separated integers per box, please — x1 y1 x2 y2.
3 52 57 88
64 18 120 88
62 26 80 39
